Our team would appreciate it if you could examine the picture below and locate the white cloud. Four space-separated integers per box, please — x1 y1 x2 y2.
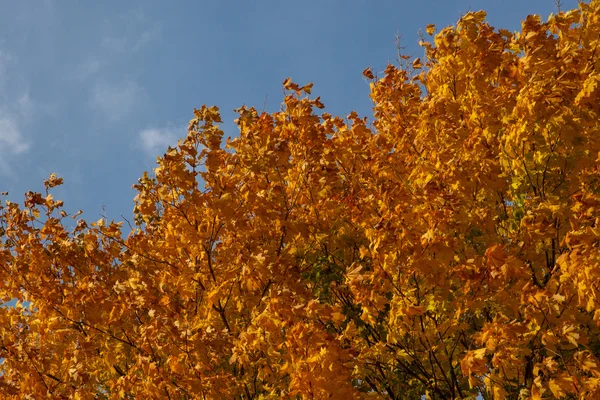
90 80 143 121
0 115 28 154
138 127 180 155
16 93 33 116
101 35 129 54
0 51 11 75
101 10 161 54
101 29 159 54
131 25 161 52
74 58 103 81
0 50 14 93
0 50 31 174
0 115 29 174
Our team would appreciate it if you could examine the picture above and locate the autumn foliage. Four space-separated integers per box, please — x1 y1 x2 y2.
3 2 600 399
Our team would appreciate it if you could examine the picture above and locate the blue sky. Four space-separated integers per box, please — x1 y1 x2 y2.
0 0 578 223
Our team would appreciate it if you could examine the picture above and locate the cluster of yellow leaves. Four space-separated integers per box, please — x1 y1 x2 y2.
2 1 600 399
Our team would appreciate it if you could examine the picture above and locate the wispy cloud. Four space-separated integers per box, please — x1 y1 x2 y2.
73 58 103 81
101 26 160 54
0 115 29 154
71 10 160 84
0 51 11 74
16 93 33 116
100 10 161 54
131 25 161 52
90 80 143 121
0 49 32 175
138 126 182 155
0 114 29 174
76 10 160 121
0 50 14 93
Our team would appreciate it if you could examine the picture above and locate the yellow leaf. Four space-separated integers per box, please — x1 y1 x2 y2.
405 305 426 316
548 375 573 398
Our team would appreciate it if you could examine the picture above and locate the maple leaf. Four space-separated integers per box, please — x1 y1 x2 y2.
3 2 600 398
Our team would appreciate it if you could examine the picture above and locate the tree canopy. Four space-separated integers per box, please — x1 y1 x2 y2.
2 2 600 399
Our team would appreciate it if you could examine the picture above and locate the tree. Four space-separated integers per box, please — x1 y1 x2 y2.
2 2 600 399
